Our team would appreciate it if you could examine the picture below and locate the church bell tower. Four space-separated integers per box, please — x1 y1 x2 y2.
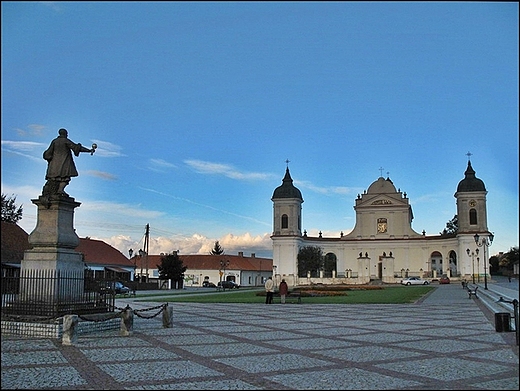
271 165 303 280
455 158 488 234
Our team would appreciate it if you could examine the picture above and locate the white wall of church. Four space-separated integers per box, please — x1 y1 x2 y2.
271 162 491 286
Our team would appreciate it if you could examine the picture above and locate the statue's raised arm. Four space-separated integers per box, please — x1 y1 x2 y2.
42 128 96 197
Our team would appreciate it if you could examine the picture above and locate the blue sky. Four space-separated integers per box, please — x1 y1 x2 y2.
1 2 518 259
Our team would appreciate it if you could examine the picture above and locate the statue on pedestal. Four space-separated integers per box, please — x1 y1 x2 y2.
42 128 96 197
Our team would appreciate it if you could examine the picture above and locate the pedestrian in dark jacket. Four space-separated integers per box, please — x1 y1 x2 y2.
279 279 289 304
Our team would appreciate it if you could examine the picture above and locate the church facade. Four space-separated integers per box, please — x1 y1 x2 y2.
271 160 492 287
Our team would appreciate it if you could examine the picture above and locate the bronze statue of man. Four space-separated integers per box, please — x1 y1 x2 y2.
42 128 96 197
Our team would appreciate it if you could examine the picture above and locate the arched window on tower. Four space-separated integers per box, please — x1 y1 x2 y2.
281 214 288 229
469 209 477 225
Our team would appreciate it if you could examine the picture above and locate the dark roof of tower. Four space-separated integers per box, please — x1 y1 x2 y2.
272 168 303 200
457 161 486 192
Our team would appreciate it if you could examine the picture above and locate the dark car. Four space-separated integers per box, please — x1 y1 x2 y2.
105 281 131 294
217 280 240 289
202 281 216 288
439 275 450 284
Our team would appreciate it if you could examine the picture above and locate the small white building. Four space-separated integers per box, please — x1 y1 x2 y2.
133 252 273 287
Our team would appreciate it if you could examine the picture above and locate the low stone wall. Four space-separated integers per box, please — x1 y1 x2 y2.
1 317 120 339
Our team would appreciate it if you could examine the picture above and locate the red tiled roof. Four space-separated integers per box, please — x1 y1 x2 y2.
132 253 273 271
1 221 31 263
1 222 133 268
76 237 134 268
2 222 272 271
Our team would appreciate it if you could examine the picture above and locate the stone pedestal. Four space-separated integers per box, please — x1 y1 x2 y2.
20 195 85 303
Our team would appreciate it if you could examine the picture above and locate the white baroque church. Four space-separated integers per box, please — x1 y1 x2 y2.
271 159 492 287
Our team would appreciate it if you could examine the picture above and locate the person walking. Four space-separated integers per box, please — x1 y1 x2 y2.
265 276 274 304
279 279 288 304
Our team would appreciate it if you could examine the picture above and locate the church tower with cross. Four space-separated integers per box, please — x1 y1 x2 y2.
271 160 304 277
455 153 488 235
271 156 491 286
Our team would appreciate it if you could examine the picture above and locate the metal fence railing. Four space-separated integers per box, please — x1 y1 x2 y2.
1 269 116 318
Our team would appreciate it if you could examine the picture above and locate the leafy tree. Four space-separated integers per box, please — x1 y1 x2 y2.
297 245 324 278
157 252 187 289
1 193 23 223
210 240 225 255
440 215 458 236
489 255 500 274
499 247 519 272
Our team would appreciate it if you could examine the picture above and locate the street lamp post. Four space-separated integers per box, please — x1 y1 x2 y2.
474 232 494 290
219 259 229 291
476 257 480 283
466 248 479 284
129 249 135 281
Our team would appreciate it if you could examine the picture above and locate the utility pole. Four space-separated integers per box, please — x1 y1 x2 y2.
144 223 150 282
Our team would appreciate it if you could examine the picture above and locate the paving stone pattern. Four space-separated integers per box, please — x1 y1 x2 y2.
1 283 518 390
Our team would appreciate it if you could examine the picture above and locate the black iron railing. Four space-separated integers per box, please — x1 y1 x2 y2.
1 269 116 318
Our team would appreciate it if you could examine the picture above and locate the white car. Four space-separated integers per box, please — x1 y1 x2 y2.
400 276 430 286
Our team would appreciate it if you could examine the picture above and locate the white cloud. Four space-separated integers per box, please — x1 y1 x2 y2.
295 179 358 195
79 201 164 220
184 159 276 181
84 170 117 180
147 158 177 173
99 231 274 259
90 140 126 158
1 140 45 156
149 158 176 168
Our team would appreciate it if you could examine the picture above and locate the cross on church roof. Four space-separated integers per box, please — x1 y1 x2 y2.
466 151 472 161
285 159 290 168
379 166 384 177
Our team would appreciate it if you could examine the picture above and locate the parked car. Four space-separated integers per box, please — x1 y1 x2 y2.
105 281 131 294
400 276 430 286
439 275 450 284
217 280 240 289
202 281 216 288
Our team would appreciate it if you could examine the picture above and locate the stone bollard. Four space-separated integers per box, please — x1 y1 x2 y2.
120 305 133 336
62 314 78 345
162 304 174 328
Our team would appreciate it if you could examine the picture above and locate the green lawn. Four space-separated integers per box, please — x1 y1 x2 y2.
133 285 435 304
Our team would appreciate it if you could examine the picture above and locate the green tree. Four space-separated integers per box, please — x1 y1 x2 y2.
158 252 187 289
1 193 23 223
499 247 519 273
297 245 324 278
210 240 225 255
489 255 500 274
440 215 458 236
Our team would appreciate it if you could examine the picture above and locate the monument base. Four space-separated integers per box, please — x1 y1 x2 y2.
20 194 85 306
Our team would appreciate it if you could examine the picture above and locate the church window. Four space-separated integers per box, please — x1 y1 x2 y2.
281 214 288 229
377 218 387 233
469 209 477 225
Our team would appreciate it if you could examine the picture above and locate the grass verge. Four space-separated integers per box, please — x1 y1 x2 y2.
132 285 435 304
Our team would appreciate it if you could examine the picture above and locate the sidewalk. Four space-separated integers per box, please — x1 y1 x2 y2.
2 282 518 390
